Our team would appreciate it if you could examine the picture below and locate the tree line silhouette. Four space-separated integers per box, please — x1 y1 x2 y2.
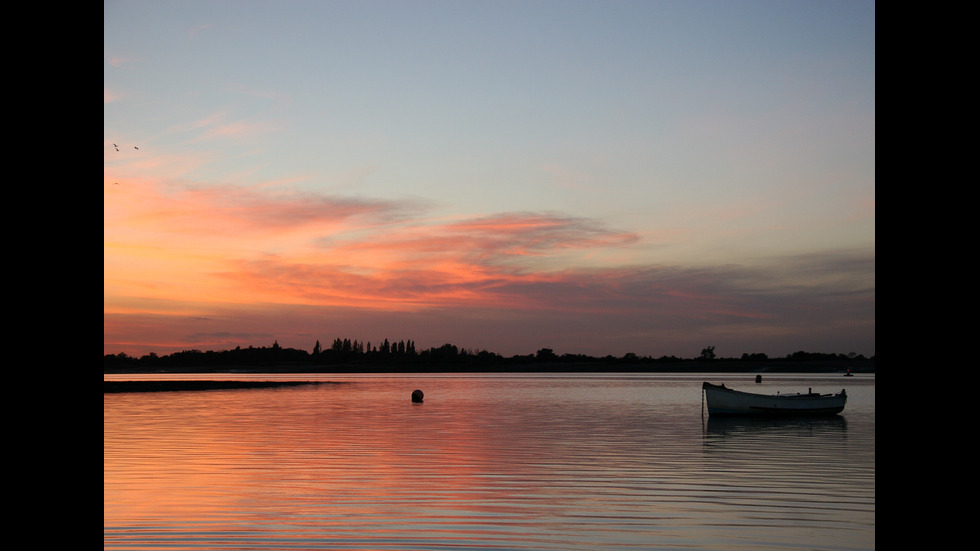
104 338 874 373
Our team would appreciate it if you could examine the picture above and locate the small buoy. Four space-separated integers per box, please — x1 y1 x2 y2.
412 389 424 403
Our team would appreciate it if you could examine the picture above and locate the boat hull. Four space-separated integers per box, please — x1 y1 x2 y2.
702 382 846 416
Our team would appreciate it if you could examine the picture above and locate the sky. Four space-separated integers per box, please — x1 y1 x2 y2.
104 0 875 360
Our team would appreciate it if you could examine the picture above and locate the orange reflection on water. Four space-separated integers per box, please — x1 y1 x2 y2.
105 376 876 550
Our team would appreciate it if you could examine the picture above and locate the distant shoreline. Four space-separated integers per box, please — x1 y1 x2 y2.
104 363 870 393
106 343 874 376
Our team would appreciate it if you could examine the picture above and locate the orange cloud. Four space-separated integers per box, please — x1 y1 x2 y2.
105 179 874 358
105 179 641 314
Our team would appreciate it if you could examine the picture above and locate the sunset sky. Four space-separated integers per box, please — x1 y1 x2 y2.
104 1 874 359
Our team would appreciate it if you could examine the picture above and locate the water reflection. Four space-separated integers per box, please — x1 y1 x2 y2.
705 414 848 436
105 374 874 550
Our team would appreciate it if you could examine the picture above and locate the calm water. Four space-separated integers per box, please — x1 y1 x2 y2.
104 373 875 550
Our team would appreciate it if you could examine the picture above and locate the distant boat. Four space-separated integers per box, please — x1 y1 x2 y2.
702 382 846 416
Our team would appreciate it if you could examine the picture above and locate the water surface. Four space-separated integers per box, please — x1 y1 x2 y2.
104 373 874 550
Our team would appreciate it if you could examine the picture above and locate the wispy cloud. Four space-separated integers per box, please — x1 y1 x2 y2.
188 24 212 39
105 180 873 357
106 180 640 309
182 111 276 143
105 55 133 69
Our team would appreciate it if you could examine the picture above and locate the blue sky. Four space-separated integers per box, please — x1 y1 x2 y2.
105 1 874 358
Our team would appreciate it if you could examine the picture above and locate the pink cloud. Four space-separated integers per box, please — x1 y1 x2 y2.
104 88 122 104
105 181 874 358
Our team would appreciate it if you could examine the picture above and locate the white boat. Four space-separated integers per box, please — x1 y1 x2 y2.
702 382 846 416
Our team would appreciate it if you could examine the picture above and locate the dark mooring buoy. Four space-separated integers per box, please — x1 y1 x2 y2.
412 389 424 403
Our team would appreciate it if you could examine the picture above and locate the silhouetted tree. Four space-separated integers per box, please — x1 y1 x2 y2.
105 336 873 374
536 348 557 361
